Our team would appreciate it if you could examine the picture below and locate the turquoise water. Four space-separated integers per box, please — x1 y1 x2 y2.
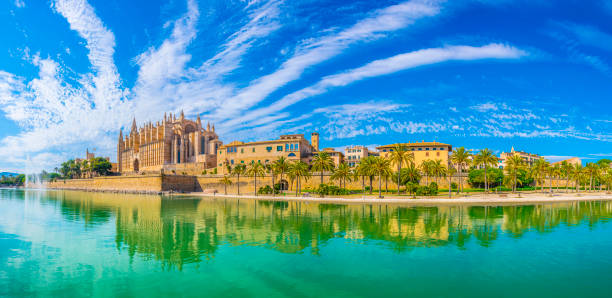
1 189 611 297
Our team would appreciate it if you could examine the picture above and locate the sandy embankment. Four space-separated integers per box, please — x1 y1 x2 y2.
177 191 612 206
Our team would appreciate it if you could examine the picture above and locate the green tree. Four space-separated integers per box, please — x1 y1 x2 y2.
420 159 433 185
473 149 498 192
272 156 290 191
530 158 550 192
246 162 266 196
231 164 246 195
560 161 574 193
288 161 310 196
430 159 447 185
311 152 335 185
387 144 414 195
450 147 472 193
585 162 599 192
371 157 391 198
331 162 351 189
91 157 112 176
504 154 525 193
219 176 232 195
360 156 377 194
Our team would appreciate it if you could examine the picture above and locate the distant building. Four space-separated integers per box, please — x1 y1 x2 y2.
552 157 582 166
344 145 377 167
118 111 222 174
498 147 541 169
315 148 345 167
216 133 319 174
377 141 452 167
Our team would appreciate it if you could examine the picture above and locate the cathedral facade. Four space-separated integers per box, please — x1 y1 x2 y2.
117 112 222 174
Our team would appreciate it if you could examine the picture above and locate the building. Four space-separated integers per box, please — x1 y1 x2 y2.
118 111 222 174
216 133 319 174
315 148 345 167
344 145 377 167
377 141 452 166
498 147 541 169
75 149 117 177
552 157 582 166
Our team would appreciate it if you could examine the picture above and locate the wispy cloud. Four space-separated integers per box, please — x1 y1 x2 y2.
211 0 443 121
228 43 527 131
14 0 25 8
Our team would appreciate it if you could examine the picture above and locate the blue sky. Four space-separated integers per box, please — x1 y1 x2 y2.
1 0 611 172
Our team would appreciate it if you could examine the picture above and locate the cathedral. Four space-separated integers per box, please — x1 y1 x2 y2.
117 111 222 174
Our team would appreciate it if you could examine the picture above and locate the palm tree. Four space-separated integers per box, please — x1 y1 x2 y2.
288 161 310 196
231 164 246 195
246 162 266 196
272 156 290 192
447 166 456 198
504 154 525 193
450 147 472 193
331 162 351 189
354 162 367 195
571 163 584 192
371 157 391 198
551 164 562 193
585 162 599 192
360 156 377 194
387 144 414 195
473 149 498 193
560 161 573 193
420 160 433 185
430 159 446 185
530 158 549 192
311 152 335 185
265 163 276 196
219 175 232 195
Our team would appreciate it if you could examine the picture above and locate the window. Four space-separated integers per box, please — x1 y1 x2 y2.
426 147 430 151
418 148 422 151
285 144 289 151
426 152 429 157
440 147 445 150
266 146 272 152
252 148 255 153
277 146 283 151
241 160 244 163
290 144 294 151
433 148 437 150
218 163 222 166
436 152 440 157
288 153 296 157
231 160 234 164
241 148 244 153
295 143 299 150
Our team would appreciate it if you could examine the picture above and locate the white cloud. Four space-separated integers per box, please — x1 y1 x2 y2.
14 0 25 8
0 0 129 168
131 0 282 121
212 0 442 121
229 43 526 131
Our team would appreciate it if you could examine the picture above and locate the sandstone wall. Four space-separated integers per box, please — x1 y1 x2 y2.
47 175 163 192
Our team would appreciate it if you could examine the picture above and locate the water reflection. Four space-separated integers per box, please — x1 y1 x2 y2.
6 189 612 270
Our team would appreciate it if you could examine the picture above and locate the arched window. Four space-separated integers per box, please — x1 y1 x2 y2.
288 153 296 157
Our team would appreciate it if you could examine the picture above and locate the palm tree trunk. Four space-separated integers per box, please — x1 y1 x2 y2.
378 174 382 198
272 173 275 197
484 166 488 193
254 175 257 196
320 171 323 185
397 164 401 195
369 176 373 194
237 176 240 195
296 177 299 197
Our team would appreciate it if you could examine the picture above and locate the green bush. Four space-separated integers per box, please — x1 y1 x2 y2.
451 182 458 190
258 185 274 194
468 168 504 188
316 184 350 196
405 182 419 195
429 182 438 194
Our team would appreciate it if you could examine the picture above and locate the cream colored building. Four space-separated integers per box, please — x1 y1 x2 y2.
315 148 345 167
498 147 541 169
552 157 582 166
377 141 452 166
344 145 377 167
216 133 319 174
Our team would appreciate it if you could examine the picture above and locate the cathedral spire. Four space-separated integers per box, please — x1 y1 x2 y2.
131 117 137 133
207 122 210 131
180 110 185 121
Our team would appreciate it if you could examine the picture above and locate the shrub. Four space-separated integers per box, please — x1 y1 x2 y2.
365 186 371 191
213 168 218 174
202 170 207 175
451 182 458 190
468 168 504 188
258 185 274 194
315 184 350 196
405 182 419 195
429 182 438 194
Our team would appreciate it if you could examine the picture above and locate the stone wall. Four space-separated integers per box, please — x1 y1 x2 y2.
47 175 164 192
